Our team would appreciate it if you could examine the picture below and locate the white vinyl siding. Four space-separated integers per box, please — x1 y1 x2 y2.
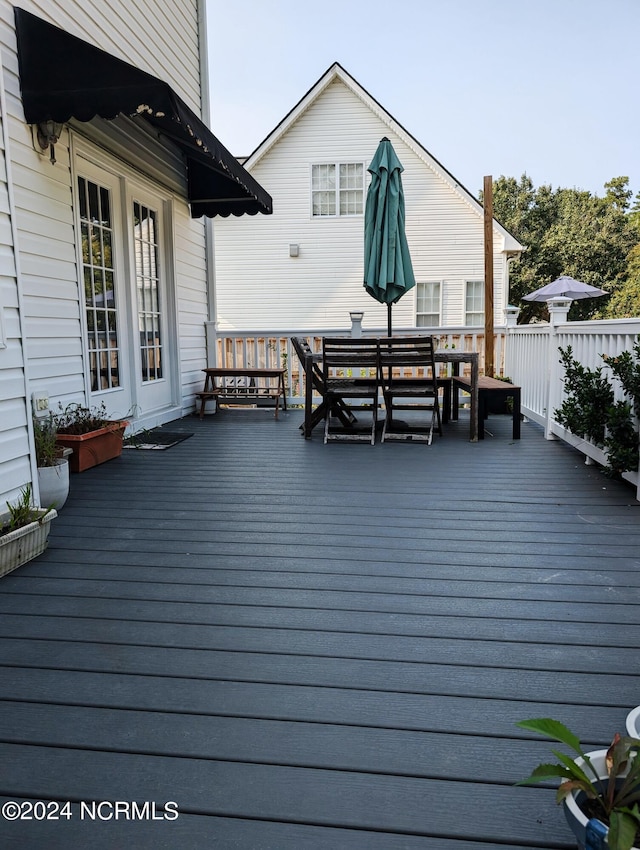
465 280 484 326
312 162 364 216
416 282 441 327
0 66 33 505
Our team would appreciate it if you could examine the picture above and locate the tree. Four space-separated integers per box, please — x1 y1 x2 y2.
603 243 640 318
488 175 639 322
604 176 633 212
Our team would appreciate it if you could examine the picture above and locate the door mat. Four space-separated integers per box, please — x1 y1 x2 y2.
123 431 194 451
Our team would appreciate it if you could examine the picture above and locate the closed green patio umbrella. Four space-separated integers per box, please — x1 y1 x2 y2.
364 137 415 336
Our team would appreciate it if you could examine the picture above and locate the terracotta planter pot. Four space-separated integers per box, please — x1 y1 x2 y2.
56 422 128 473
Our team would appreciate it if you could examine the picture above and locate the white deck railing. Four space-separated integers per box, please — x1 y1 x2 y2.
505 304 640 498
205 323 508 406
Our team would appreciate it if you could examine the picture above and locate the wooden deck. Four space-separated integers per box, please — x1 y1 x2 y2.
1 408 639 849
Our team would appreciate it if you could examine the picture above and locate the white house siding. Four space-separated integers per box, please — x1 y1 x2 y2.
0 0 209 506
174 208 209 409
0 58 31 507
14 0 202 112
214 76 510 333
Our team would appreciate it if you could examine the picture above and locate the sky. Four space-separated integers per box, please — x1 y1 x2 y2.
206 0 639 201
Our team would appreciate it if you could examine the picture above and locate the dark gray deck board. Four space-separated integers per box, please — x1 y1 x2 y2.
4 593 640 648
23 556 640 587
26 545 640 571
12 570 640 602
0 804 556 850
0 700 559 782
0 742 568 846
0 664 626 739
0 411 638 849
0 615 639 672
2 581 639 625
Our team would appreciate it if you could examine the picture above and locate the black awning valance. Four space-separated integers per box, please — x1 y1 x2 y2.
14 8 272 218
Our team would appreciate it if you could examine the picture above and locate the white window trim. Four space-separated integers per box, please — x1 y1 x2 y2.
310 161 365 218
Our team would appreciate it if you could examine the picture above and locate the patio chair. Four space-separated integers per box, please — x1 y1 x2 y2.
291 336 356 438
378 335 443 444
321 338 380 445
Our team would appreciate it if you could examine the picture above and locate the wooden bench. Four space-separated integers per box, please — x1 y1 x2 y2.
451 375 521 439
196 367 287 420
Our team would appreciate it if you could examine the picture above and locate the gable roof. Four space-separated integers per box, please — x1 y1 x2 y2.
243 62 523 253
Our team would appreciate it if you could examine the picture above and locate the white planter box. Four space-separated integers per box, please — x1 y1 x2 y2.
0 509 57 578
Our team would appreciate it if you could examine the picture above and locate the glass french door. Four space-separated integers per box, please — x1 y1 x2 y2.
130 192 173 414
76 158 173 422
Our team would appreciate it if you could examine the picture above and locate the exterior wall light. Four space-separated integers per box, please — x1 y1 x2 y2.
289 244 299 258
36 121 64 164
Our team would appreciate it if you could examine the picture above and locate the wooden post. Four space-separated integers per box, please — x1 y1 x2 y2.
483 175 494 377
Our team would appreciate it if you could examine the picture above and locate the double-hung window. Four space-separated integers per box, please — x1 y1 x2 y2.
312 163 364 216
465 280 484 326
416 282 441 327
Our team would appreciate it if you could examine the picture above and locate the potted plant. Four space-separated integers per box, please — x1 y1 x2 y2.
54 402 128 473
33 414 70 509
517 718 640 850
0 484 57 577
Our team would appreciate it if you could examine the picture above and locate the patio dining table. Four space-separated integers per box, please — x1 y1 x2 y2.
435 349 479 441
299 341 479 442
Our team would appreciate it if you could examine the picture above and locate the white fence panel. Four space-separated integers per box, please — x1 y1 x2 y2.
505 325 550 427
507 315 640 499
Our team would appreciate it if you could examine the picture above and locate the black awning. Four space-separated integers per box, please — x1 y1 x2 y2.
14 8 272 218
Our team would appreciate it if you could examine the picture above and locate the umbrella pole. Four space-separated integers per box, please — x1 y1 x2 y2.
387 304 392 337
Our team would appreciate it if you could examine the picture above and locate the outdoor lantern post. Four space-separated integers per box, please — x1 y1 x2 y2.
350 311 364 338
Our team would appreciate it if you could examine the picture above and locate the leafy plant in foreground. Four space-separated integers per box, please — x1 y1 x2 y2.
603 337 640 420
517 718 640 850
555 346 614 446
32 415 60 467
2 485 47 534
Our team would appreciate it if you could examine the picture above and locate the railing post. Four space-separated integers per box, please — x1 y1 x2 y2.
503 305 520 380
350 311 364 338
504 305 520 329
545 297 571 440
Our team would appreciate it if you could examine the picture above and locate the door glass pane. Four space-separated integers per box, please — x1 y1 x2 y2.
78 176 120 391
133 201 163 382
